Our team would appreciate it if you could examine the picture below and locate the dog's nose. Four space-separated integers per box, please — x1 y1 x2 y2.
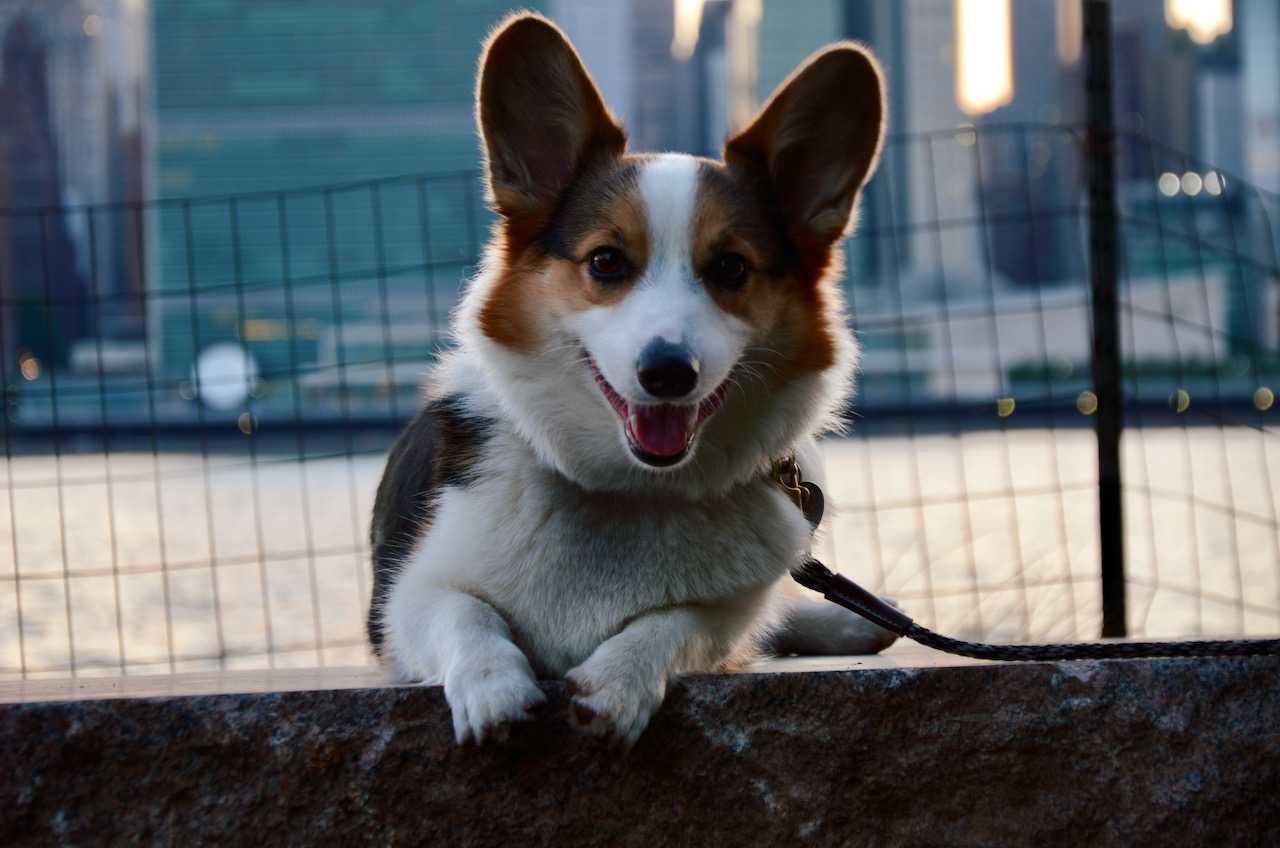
637 339 700 400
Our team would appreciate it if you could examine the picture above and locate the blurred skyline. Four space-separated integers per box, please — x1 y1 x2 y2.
2 2 1275 200
0 0 1276 428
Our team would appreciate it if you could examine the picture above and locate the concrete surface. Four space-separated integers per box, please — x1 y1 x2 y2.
2 649 1277 846
4 427 1280 678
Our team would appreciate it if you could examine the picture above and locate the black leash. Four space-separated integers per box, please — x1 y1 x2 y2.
773 457 1280 662
791 556 1280 661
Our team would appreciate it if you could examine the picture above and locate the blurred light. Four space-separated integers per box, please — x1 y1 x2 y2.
996 397 1016 417
18 352 40 382
1157 172 1181 197
1055 0 1081 65
726 0 762 132
1165 0 1233 45
1077 390 1098 415
192 343 258 410
672 0 706 60
237 412 256 436
955 0 1014 116
241 319 285 342
1255 387 1275 412
83 14 102 37
1203 171 1223 196
1172 388 1191 413
1180 172 1202 196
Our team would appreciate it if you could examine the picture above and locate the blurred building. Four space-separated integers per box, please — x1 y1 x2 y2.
0 0 147 375
552 0 731 157
147 0 548 384
1 0 1275 419
134 0 1280 406
1240 0 1280 194
148 0 743 390
743 0 1278 400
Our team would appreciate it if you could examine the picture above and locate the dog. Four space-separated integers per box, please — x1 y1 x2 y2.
368 13 894 747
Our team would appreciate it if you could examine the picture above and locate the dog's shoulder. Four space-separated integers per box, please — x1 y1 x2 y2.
367 392 494 653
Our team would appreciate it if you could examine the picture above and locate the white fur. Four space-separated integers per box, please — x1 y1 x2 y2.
385 416 814 743
384 151 889 747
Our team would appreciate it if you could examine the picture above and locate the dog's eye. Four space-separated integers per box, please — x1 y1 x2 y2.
587 247 629 282
705 253 750 291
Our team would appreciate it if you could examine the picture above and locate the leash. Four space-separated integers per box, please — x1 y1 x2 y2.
771 457 1280 661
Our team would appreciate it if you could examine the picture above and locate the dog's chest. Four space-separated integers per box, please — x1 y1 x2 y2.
426 465 811 674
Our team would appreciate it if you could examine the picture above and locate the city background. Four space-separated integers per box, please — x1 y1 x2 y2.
0 0 1276 427
1 1 1278 676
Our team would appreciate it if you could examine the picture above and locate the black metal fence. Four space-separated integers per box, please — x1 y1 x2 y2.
1 120 1278 678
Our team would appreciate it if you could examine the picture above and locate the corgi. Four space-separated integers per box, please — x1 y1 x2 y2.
368 13 893 747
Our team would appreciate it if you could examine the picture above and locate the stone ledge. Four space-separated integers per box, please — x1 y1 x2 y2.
2 649 1277 846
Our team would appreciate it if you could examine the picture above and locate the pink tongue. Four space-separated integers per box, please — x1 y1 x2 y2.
629 405 696 457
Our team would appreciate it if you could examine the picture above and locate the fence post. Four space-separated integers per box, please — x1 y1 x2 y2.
1084 0 1126 638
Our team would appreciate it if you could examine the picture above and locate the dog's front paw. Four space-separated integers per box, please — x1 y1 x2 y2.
444 661 545 745
564 661 665 749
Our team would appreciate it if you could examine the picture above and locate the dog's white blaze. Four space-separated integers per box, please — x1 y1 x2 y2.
638 154 699 284
571 154 751 404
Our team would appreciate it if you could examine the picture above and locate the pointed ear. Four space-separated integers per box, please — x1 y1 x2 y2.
477 14 626 232
725 44 885 254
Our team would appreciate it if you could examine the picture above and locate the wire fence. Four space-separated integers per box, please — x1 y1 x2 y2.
1 124 1278 679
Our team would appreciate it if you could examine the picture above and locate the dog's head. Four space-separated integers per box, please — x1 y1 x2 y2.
457 13 885 496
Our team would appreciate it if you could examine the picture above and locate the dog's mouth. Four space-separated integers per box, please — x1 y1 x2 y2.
588 359 728 468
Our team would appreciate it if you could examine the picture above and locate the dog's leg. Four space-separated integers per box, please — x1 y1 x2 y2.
768 595 899 656
386 586 545 745
564 600 760 748
564 607 700 748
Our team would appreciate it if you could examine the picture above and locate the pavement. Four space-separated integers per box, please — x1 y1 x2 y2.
2 427 1278 678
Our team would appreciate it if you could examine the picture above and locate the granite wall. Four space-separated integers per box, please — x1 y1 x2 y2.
3 656 1277 846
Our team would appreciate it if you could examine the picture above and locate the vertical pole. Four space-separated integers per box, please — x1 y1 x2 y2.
1084 0 1126 638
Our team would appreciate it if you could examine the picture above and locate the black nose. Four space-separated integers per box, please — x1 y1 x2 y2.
636 339 699 399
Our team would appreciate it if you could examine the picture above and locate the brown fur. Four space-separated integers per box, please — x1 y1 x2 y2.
475 14 629 350
718 43 886 379
478 157 650 350
691 162 840 378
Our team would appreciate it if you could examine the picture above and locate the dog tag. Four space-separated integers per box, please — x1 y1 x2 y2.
800 481 824 528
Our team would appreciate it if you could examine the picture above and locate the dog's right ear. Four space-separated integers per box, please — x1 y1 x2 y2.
477 14 626 236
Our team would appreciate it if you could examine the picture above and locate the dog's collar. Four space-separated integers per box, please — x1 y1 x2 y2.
770 455 825 528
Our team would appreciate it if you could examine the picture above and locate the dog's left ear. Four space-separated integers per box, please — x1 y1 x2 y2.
477 14 626 236
725 44 885 255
